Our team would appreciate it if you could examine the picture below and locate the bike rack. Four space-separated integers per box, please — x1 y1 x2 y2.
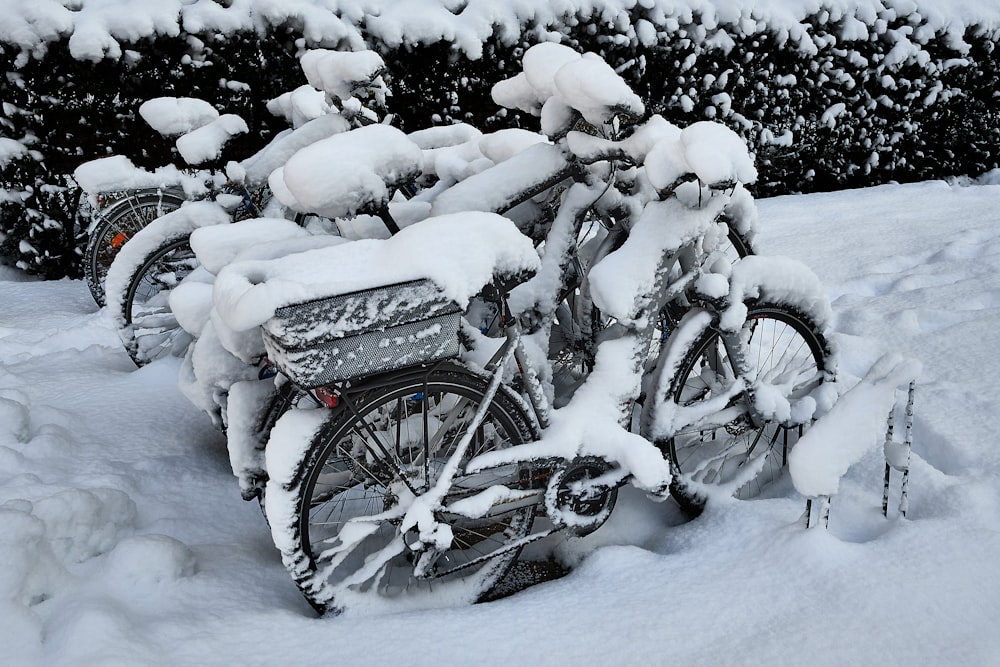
803 378 917 529
882 380 916 519
803 495 831 529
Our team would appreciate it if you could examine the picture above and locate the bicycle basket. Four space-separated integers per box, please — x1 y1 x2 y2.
261 279 462 388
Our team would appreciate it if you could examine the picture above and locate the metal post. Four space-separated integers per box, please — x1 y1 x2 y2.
882 402 896 518
899 381 915 518
804 496 830 529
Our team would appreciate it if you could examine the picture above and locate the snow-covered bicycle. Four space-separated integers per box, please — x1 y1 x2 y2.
80 186 187 307
185 45 835 614
79 49 393 310
100 50 393 366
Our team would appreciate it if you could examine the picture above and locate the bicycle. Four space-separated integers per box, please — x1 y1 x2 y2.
80 187 189 307
79 49 395 310
252 188 831 614
75 104 261 308
103 50 395 366
191 46 835 614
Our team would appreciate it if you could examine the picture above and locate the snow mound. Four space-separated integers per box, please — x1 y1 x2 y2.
0 391 30 443
30 488 138 563
212 212 541 331
102 534 198 585
789 353 921 497
176 114 249 165
0 507 70 607
493 44 644 133
299 49 386 102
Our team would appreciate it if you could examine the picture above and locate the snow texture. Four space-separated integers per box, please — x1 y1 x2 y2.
138 97 219 137
174 114 249 165
6 0 1000 65
72 155 212 198
272 123 423 218
2 179 1000 663
299 48 386 102
789 353 921 497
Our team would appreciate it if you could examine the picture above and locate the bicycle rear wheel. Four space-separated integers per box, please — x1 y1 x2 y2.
654 301 830 514
84 190 186 306
266 366 537 615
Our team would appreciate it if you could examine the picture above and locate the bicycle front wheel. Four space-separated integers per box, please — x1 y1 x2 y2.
657 302 830 514
119 237 198 366
84 190 186 306
266 366 537 615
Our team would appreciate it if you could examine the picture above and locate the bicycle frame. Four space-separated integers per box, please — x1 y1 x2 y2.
318 196 756 580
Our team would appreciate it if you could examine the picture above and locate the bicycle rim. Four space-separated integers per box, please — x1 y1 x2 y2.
122 238 198 366
292 371 536 613
667 304 828 503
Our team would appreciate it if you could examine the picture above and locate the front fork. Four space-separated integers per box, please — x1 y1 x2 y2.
714 316 769 430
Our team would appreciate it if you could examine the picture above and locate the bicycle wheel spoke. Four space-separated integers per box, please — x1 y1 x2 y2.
662 304 829 509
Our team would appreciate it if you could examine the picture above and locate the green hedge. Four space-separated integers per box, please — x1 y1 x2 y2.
2 5 999 278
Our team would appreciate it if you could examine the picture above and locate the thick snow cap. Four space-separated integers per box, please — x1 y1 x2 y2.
273 124 423 219
492 43 644 128
299 49 386 102
139 97 219 137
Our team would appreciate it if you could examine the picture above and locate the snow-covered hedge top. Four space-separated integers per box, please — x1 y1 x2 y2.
5 0 1000 64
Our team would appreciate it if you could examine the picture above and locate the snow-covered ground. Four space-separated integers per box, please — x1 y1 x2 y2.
2 179 999 665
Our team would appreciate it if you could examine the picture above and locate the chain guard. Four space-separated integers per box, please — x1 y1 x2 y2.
545 456 621 537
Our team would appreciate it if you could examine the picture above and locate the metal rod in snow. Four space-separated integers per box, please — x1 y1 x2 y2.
882 402 896 518
804 497 830 529
899 381 915 518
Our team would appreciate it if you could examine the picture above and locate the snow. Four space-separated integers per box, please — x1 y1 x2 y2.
265 85 332 128
493 43 644 131
138 97 219 137
4 0 1000 71
789 352 921 497
272 123 423 219
2 178 999 663
6 1 1000 657
71 155 212 198
299 48 386 102
211 211 541 331
0 137 28 167
174 113 249 165
103 200 231 330
430 141 573 216
587 193 729 324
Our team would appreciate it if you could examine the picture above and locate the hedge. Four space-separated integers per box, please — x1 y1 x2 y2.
2 1 999 278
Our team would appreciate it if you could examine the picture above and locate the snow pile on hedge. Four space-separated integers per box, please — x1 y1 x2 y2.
4 0 1000 63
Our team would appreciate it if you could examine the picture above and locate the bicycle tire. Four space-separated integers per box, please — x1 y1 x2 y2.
250 380 310 505
118 236 198 366
723 221 754 261
265 365 537 615
84 190 186 306
653 300 831 515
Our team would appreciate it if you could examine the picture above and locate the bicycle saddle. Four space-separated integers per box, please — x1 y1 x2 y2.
270 123 423 220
